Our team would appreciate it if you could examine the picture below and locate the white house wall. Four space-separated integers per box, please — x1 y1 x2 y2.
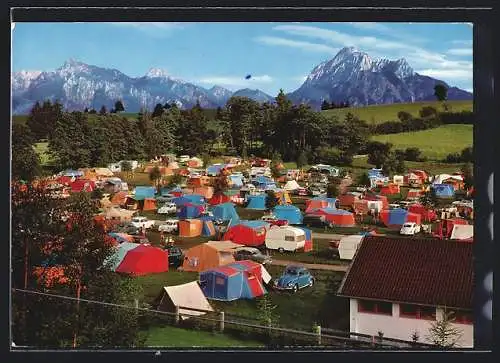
350 299 473 348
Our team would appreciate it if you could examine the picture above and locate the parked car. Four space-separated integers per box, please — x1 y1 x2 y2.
400 222 421 236
130 216 155 230
302 215 328 228
273 265 314 293
233 247 272 265
157 202 177 214
158 219 179 233
163 245 184 267
156 195 175 203
178 155 190 163
261 215 288 227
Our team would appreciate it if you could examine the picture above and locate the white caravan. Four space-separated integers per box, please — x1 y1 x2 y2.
265 226 306 253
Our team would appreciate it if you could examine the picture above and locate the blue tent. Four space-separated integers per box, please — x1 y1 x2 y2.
212 203 240 223
229 175 244 188
183 194 205 205
172 196 192 206
201 219 216 237
207 164 223 176
246 194 267 210
177 204 204 219
387 208 408 226
432 184 455 198
200 261 267 301
253 176 276 189
133 186 156 201
273 205 303 225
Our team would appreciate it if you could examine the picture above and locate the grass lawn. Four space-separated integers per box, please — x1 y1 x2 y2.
144 325 265 348
371 124 473 160
135 270 199 303
211 265 349 331
322 100 472 124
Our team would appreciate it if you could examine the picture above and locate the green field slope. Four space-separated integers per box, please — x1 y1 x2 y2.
371 124 473 160
322 100 472 124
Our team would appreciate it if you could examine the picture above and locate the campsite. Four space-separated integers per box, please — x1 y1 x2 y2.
11 21 477 350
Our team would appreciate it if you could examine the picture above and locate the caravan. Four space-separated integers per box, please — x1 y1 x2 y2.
265 226 306 253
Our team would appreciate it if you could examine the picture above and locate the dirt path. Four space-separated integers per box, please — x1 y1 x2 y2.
269 259 349 272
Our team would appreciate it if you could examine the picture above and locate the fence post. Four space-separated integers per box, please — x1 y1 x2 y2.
317 325 321 346
219 311 225 332
174 306 180 325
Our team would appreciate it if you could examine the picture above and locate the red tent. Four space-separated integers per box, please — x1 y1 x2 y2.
71 179 96 192
379 184 400 196
115 244 169 276
408 203 437 222
223 224 267 247
57 176 74 186
208 193 231 206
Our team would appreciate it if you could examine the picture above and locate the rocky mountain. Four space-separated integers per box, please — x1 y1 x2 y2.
288 46 472 109
231 88 274 103
11 60 262 114
12 49 472 114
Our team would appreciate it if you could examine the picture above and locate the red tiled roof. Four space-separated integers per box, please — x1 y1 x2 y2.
337 236 473 309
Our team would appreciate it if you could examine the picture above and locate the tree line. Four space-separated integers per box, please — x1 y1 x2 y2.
21 90 372 175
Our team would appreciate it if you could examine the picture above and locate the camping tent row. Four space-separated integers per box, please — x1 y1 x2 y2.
307 208 356 227
105 242 169 275
380 208 421 229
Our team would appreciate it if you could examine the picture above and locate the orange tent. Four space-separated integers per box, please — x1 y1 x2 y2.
111 191 129 206
178 219 203 237
181 241 241 272
143 198 157 211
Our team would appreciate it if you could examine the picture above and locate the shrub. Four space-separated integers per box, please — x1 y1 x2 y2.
404 147 422 162
419 106 438 119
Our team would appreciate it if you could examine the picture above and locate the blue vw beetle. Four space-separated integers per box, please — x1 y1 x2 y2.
273 265 314 293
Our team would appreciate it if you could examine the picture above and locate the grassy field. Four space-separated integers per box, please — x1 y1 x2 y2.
144 326 265 348
322 100 472 124
371 124 473 160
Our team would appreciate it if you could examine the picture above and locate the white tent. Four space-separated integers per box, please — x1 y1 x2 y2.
450 225 474 240
283 180 301 191
157 281 214 320
338 235 364 260
260 265 272 284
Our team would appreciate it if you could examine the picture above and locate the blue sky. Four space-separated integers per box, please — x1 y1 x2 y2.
12 22 473 95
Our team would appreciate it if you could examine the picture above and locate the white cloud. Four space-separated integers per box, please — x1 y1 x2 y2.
198 75 274 88
109 22 185 37
452 39 472 45
447 48 473 56
416 68 472 80
465 89 473 93
254 36 337 54
271 24 473 84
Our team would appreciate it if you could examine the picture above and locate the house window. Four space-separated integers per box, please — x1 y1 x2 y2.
400 304 436 320
357 300 393 315
449 309 473 325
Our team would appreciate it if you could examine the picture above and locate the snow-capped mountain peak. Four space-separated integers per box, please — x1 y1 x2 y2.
145 67 170 78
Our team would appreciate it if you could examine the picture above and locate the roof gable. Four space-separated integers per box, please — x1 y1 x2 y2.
337 236 473 309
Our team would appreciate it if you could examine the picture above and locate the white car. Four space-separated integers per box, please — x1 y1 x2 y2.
400 222 421 236
178 155 190 163
158 219 179 233
130 216 156 230
157 202 177 215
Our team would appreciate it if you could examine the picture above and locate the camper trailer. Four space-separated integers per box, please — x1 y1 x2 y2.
329 235 364 260
265 226 306 253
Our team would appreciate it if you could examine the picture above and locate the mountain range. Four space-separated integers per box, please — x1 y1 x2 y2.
11 47 472 114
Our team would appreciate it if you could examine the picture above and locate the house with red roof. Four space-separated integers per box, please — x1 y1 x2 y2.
337 236 473 347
